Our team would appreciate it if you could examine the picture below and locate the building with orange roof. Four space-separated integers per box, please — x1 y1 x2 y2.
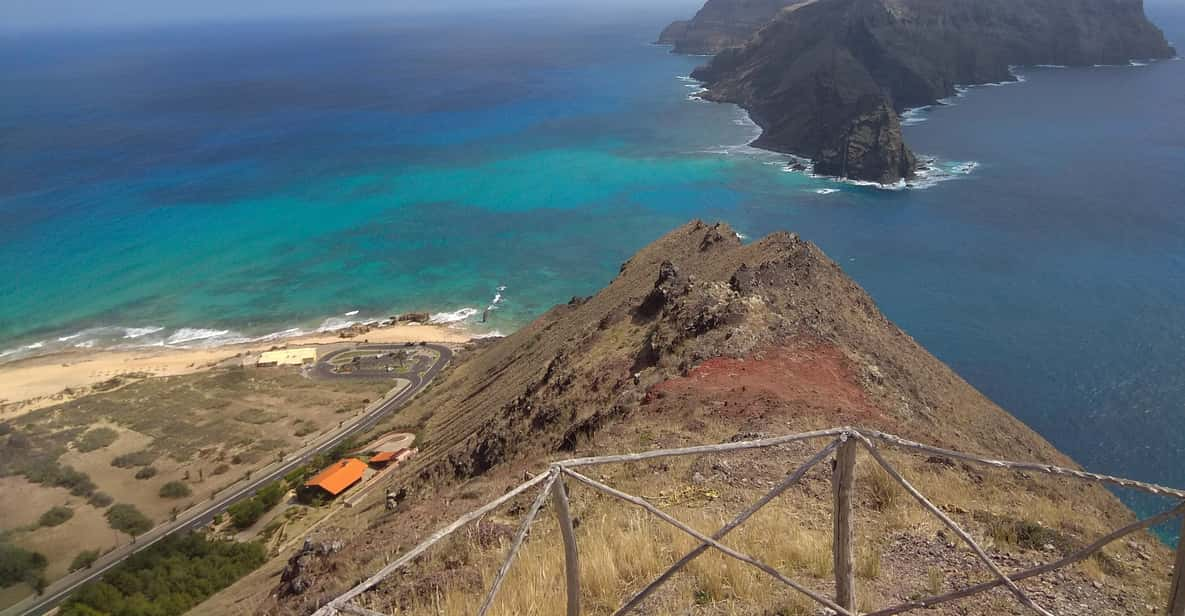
368 451 399 466
303 458 367 498
368 448 417 469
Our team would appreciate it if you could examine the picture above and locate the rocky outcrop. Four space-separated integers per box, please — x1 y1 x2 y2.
681 0 1176 184
277 539 343 597
656 0 810 54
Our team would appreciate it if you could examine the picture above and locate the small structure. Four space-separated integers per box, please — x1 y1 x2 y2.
303 458 367 499
258 348 318 368
367 448 416 469
368 451 399 468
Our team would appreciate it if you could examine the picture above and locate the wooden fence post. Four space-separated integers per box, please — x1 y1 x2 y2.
1169 515 1185 616
552 475 581 616
833 434 858 614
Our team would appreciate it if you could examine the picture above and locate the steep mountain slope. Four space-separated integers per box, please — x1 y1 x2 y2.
684 0 1176 184
226 222 1172 615
657 0 810 55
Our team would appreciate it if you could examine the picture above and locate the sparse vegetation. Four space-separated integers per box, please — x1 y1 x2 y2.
38 505 74 528
22 461 96 497
69 549 100 572
111 450 156 468
87 491 114 508
106 504 153 537
58 532 266 616
134 466 158 480
159 481 192 499
293 420 318 437
861 461 900 512
980 512 1071 552
235 408 281 425
75 427 118 453
925 566 945 595
856 544 882 579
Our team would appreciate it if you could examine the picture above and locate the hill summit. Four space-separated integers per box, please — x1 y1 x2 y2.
229 222 1172 615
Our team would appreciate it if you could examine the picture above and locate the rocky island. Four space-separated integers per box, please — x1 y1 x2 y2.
665 0 1177 184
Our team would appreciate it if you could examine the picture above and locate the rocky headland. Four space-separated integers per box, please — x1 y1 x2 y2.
666 0 1176 184
217 221 1175 615
656 0 811 55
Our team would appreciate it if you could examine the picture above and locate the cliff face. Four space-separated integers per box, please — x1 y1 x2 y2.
657 0 809 54
685 0 1176 184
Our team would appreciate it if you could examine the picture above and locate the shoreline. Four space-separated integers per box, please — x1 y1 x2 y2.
0 321 475 420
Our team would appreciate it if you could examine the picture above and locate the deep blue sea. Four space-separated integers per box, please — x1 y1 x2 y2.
2 3 1184 526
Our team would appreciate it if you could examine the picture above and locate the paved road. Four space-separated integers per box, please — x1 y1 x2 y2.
313 343 442 381
5 343 453 616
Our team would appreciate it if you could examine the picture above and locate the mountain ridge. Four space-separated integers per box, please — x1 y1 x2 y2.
224 221 1174 615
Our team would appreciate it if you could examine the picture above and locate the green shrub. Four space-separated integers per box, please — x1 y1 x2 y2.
59 533 266 616
111 450 156 468
226 499 266 530
134 466 158 480
159 481 191 499
38 506 74 528
75 428 118 453
226 481 287 529
87 491 114 508
22 461 95 497
0 541 47 588
106 504 152 537
69 549 100 572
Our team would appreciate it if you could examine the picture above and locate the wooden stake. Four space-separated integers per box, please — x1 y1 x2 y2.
833 435 858 614
476 471 559 616
1169 515 1185 616
552 478 581 616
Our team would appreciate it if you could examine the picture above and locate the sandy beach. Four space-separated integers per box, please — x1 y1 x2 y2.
0 323 474 420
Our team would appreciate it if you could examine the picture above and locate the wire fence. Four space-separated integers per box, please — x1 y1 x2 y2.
312 427 1185 616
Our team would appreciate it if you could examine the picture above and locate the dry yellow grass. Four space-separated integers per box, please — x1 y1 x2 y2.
316 432 1175 616
389 487 840 616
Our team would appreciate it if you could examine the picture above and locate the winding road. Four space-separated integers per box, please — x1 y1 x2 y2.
5 343 453 616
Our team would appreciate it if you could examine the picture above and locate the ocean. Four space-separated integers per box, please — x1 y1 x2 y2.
2 3 1184 525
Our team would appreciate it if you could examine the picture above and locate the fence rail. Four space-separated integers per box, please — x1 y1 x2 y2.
312 427 1185 616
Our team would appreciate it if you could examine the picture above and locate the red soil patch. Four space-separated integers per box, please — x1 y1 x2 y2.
650 341 882 423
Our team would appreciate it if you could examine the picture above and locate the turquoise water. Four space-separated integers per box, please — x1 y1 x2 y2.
3 4 1185 526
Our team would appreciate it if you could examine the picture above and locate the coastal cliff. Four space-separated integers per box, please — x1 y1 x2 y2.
681 0 1176 184
656 0 809 55
233 221 1173 615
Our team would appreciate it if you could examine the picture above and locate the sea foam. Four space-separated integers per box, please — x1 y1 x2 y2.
429 308 480 325
164 328 233 345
